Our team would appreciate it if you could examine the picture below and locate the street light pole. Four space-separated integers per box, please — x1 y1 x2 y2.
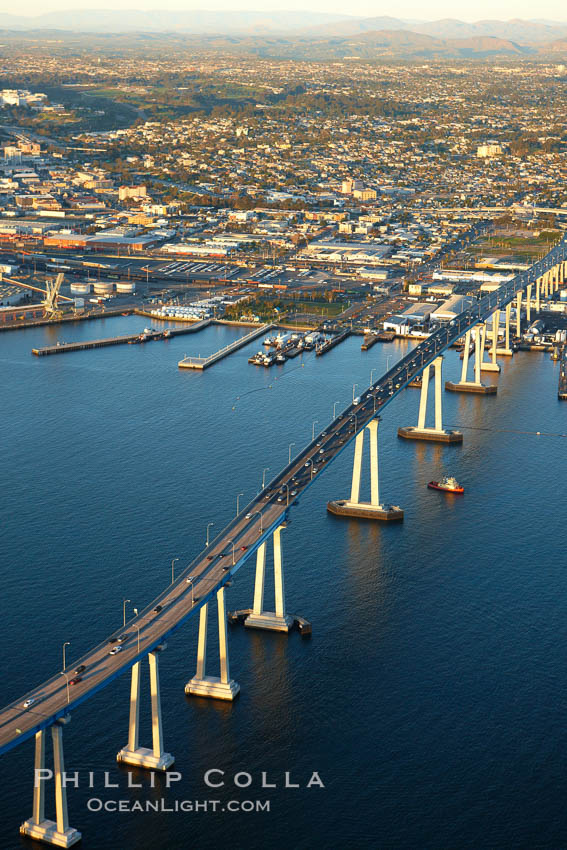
236 492 244 516
133 608 140 653
62 641 70 673
262 467 270 489
206 522 214 547
312 420 318 441
171 557 179 584
253 511 263 533
352 383 358 403
370 369 376 386
186 578 194 605
333 400 340 419
60 672 70 705
288 442 295 464
123 599 131 628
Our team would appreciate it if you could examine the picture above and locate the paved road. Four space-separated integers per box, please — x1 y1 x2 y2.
1 230 565 758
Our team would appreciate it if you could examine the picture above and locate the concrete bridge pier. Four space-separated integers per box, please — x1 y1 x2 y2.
245 526 295 631
20 720 81 848
328 418 403 520
526 284 532 323
446 329 497 394
536 276 541 312
496 302 514 355
117 648 174 770
186 588 240 700
516 291 522 338
480 314 500 372
398 356 462 443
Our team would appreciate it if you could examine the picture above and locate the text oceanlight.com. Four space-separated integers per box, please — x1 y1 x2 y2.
87 798 271 813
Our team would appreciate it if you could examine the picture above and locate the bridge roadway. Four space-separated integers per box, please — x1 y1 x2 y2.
1 231 566 759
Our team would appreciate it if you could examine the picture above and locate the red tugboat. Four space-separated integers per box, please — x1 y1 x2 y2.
428 476 464 494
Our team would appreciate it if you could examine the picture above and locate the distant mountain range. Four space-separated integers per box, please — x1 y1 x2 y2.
308 16 567 44
0 11 566 41
1 11 567 59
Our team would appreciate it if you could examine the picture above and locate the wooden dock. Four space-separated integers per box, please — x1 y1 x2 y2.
32 319 210 357
178 324 274 370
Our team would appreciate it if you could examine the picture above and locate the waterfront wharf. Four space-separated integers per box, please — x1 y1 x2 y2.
31 319 210 356
178 324 275 370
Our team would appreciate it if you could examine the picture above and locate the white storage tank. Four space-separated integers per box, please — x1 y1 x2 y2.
93 280 114 296
70 281 91 296
116 281 136 294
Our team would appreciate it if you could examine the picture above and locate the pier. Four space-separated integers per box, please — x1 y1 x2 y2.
178 324 274 370
315 329 350 356
559 350 567 399
32 320 211 357
361 330 395 350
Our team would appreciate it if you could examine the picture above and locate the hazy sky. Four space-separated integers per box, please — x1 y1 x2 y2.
11 0 567 22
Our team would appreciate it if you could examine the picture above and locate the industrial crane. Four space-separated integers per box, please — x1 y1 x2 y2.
3 273 74 320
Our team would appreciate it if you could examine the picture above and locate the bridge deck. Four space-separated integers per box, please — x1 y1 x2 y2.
1 233 565 757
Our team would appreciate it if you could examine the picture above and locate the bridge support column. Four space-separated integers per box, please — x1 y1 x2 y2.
117 649 174 769
20 721 81 848
446 328 497 394
186 587 240 699
526 284 532 323
328 418 403 520
495 302 514 355
398 356 462 443
245 526 295 631
481 315 500 372
516 291 522 338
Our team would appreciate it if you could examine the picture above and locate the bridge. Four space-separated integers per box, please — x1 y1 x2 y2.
3 231 567 847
